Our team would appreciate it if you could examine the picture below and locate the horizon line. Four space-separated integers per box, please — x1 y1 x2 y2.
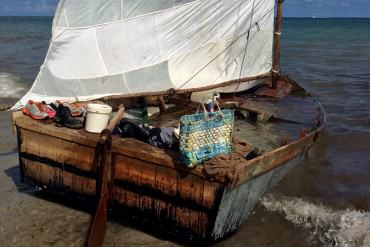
0 15 370 19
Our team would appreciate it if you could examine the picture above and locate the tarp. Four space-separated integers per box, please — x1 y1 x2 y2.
13 0 275 109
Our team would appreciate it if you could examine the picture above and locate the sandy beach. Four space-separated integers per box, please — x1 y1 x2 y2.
0 111 87 246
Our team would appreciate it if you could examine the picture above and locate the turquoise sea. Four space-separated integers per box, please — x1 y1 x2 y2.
0 17 370 246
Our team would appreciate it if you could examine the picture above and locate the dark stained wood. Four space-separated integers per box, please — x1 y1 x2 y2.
113 155 219 210
254 79 292 98
158 96 166 113
111 138 211 181
21 129 95 173
21 159 96 196
87 105 125 247
86 135 111 247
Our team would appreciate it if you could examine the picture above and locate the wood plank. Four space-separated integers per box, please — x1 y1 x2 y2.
14 114 100 148
21 159 96 195
114 154 219 210
112 187 209 236
229 128 321 189
14 114 210 180
21 129 95 172
111 138 209 180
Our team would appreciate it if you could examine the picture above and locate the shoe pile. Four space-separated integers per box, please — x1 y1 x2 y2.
22 100 87 129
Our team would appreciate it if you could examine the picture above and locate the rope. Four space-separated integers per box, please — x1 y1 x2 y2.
225 0 244 76
176 5 276 91
234 0 257 94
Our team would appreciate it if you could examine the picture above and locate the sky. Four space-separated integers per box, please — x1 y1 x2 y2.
0 0 369 18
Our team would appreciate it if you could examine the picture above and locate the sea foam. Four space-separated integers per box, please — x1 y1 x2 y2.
0 73 27 99
262 194 370 247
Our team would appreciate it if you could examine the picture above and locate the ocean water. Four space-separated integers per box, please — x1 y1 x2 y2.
1 17 370 246
0 16 51 105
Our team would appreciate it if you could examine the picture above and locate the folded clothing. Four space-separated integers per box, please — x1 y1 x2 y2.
113 118 149 142
148 127 178 149
113 118 178 150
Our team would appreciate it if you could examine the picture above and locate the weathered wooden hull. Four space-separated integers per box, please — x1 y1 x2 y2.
211 155 302 239
14 110 322 241
17 124 224 240
14 72 325 241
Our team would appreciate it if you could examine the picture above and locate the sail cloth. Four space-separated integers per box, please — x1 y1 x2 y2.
13 0 275 109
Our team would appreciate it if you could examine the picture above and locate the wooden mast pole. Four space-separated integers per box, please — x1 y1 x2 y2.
272 0 283 89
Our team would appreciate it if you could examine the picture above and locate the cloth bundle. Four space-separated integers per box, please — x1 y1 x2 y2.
113 118 178 149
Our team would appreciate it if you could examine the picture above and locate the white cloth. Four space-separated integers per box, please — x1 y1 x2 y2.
13 0 275 109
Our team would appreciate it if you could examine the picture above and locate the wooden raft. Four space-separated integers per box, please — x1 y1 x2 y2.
12 90 325 241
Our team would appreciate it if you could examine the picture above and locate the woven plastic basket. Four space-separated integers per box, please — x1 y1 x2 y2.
179 106 234 167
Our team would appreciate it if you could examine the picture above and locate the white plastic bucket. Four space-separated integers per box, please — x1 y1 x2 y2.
85 104 112 133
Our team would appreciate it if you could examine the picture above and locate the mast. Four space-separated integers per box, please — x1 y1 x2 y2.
272 0 283 89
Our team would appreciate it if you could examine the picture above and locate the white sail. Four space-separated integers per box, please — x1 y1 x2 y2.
13 0 275 109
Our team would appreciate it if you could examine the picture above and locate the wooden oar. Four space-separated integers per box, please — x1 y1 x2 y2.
86 104 125 247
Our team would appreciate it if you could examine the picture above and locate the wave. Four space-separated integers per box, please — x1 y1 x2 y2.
261 194 370 247
0 73 27 99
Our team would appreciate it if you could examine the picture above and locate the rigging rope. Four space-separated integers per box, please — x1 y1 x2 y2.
176 4 276 91
234 0 257 94
225 0 244 76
